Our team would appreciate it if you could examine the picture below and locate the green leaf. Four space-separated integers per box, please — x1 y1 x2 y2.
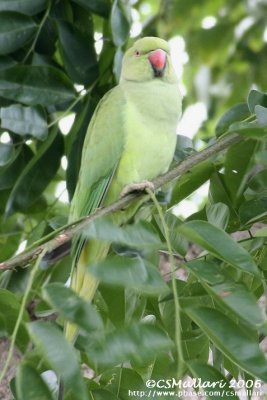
16 363 54 400
208 170 239 230
174 134 193 162
170 161 215 206
0 144 33 190
182 329 209 362
186 260 266 329
186 307 267 381
44 283 104 337
57 20 98 85
85 218 162 250
0 289 29 351
188 362 240 400
244 169 267 199
88 389 119 400
156 212 188 256
0 65 75 106
111 0 131 47
0 142 14 166
1 104 48 140
223 139 258 207
255 105 267 127
239 197 267 226
228 120 267 139
0 11 36 55
27 321 87 400
0 0 48 16
206 202 229 230
100 367 144 399
247 89 267 113
90 255 168 295
85 323 172 368
0 216 22 261
0 55 16 70
215 103 250 136
177 220 259 276
72 0 111 17
5 128 63 214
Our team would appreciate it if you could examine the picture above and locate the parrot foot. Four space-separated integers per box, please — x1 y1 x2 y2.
120 181 155 198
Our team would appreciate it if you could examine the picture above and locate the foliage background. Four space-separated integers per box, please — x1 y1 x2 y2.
0 0 267 399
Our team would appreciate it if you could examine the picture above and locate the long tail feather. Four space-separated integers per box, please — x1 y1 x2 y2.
65 240 110 342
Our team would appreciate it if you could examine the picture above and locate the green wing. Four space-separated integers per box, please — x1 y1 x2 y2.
69 85 126 223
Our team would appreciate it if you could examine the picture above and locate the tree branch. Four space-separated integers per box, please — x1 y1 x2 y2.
0 133 241 271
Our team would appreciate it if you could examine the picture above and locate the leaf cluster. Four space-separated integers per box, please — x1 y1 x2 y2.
0 0 267 399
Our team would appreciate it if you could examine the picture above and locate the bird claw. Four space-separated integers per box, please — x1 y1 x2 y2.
120 181 155 198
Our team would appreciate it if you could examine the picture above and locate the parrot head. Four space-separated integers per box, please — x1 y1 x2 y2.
120 37 177 83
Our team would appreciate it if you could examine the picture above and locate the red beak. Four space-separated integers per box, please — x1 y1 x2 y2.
148 49 166 76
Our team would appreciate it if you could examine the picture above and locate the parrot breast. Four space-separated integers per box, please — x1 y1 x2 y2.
114 79 181 191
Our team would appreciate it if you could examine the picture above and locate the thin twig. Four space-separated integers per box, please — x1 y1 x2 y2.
23 1 52 63
0 133 241 271
147 188 184 378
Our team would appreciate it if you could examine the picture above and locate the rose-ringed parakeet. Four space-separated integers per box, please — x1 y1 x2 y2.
66 36 182 341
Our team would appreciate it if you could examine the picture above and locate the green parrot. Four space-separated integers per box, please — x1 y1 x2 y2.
66 36 182 341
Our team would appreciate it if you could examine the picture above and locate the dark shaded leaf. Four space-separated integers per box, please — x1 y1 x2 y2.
16 363 54 400
0 55 16 70
0 289 29 351
248 89 267 113
0 11 36 55
0 216 22 261
170 161 215 206
5 128 64 214
187 307 267 381
27 321 87 400
0 65 75 106
223 139 258 207
72 0 111 17
1 104 48 139
0 0 48 16
0 144 33 190
0 142 14 166
215 103 250 136
90 255 168 295
239 197 267 226
57 20 98 85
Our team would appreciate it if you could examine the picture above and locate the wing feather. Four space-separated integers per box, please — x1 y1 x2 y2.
69 85 126 223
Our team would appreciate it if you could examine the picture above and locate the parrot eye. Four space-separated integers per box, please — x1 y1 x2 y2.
134 50 140 57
